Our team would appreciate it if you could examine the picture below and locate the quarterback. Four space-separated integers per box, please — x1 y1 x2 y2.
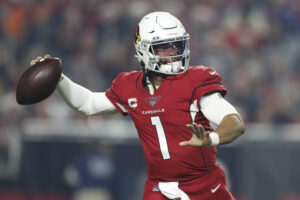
33 12 245 200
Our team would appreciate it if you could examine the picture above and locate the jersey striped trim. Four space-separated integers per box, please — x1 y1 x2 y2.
188 81 222 121
116 102 128 113
109 88 128 115
136 72 143 89
110 88 124 104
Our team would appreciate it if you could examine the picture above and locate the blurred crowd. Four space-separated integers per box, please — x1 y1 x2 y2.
0 0 300 125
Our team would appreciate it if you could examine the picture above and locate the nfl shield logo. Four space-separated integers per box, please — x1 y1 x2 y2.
148 96 161 107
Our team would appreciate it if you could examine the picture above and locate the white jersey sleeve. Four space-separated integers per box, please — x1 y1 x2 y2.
200 92 238 126
56 74 118 115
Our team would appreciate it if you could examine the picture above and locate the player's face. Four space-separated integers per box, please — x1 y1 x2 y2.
153 41 184 64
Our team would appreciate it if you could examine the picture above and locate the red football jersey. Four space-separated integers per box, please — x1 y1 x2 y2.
105 66 227 182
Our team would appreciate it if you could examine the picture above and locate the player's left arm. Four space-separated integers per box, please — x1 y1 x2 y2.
180 92 245 146
210 113 244 145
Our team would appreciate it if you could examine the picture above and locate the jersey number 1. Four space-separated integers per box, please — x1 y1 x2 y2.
151 116 171 160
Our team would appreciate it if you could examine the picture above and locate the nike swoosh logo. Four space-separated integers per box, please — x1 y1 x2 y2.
211 184 221 193
209 71 216 75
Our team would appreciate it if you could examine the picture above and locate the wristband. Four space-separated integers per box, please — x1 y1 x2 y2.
209 132 220 146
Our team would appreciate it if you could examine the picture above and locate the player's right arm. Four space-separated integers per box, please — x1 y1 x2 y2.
57 74 118 115
31 55 118 116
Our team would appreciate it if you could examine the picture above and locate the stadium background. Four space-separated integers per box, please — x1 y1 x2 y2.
0 0 300 199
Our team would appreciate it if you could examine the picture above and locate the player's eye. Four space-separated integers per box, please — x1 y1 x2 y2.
153 41 185 55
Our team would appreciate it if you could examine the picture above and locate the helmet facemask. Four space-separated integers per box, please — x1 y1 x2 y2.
150 36 190 74
136 36 190 75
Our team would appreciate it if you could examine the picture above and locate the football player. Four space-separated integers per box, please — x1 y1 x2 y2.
33 11 244 200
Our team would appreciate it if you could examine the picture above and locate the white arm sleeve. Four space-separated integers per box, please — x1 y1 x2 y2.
56 74 118 116
200 93 238 126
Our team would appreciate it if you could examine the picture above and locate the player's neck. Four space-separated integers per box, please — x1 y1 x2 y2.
151 73 166 86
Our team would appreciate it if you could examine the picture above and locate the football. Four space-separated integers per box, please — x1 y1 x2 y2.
16 58 62 105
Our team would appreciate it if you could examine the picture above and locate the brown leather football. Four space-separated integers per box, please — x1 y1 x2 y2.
16 58 62 105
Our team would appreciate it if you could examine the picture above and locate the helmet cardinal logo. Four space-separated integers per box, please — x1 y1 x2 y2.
135 26 141 43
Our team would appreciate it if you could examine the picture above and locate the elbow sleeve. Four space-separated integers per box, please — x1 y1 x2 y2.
200 93 238 126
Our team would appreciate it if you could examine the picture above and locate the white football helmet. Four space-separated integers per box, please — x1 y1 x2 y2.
134 12 190 75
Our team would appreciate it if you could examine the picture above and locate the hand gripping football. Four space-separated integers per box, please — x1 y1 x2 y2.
16 58 62 105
